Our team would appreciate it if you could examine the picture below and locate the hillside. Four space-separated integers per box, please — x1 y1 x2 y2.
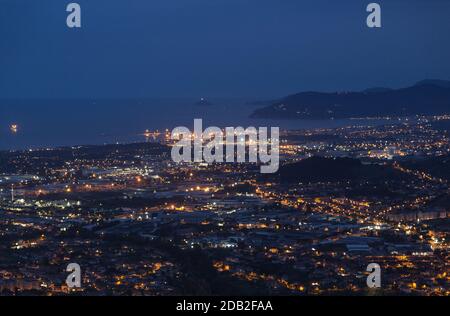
251 80 450 119
277 157 408 183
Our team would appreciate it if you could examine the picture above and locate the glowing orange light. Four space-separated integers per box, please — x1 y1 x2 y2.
10 124 18 133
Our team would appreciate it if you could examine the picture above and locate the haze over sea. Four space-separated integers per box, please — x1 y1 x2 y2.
0 98 393 150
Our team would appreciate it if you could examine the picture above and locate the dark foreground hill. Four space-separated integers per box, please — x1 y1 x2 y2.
251 80 450 119
277 157 408 183
401 155 450 181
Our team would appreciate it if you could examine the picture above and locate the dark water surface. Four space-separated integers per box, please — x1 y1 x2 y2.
0 98 395 150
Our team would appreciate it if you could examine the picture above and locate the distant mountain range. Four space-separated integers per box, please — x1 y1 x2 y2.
251 80 450 119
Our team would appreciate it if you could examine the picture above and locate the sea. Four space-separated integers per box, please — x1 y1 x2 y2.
0 98 398 150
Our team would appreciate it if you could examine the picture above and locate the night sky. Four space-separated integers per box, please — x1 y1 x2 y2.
1 0 450 98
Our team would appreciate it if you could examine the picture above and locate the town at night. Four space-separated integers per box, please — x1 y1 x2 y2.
1 0 449 311
1 115 449 296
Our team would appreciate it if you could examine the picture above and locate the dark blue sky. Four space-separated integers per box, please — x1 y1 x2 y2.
1 0 450 98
